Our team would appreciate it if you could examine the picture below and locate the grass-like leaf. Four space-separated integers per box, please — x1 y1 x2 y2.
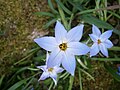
104 63 120 82
80 14 120 35
34 12 55 17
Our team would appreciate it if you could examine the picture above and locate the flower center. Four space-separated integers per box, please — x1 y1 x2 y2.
48 68 53 72
97 39 101 44
59 43 67 51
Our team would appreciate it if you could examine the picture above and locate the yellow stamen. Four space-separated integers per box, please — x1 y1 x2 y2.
59 43 67 51
97 39 101 44
48 68 53 72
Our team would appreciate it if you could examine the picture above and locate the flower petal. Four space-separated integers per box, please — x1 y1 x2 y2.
67 42 90 55
55 21 67 43
54 66 64 73
47 47 63 68
62 51 76 76
39 72 49 81
89 34 99 42
37 65 47 71
34 37 57 51
66 24 84 42
99 43 108 57
92 24 101 36
103 40 113 48
100 30 113 41
90 43 99 57
50 71 57 85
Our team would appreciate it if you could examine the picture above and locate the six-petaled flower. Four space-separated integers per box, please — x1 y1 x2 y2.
37 52 64 85
34 21 90 76
89 25 113 57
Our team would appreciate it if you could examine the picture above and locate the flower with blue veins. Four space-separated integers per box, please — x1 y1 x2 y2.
89 24 113 57
34 21 90 76
37 52 64 85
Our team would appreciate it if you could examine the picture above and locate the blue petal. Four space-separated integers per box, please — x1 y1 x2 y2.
62 51 76 76
66 24 84 42
37 65 47 72
99 43 108 57
50 71 57 85
103 40 113 48
47 47 63 68
54 66 64 73
100 30 113 41
67 42 90 55
90 43 99 57
39 72 49 81
55 21 67 43
34 37 57 51
89 34 99 42
92 24 101 36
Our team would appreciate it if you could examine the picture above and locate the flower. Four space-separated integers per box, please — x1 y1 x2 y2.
89 25 113 57
37 52 64 85
34 21 90 76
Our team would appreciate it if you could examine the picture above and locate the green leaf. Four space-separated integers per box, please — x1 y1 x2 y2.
48 0 58 14
0 75 5 87
55 0 72 15
104 63 120 82
109 46 120 51
80 14 120 35
68 76 74 90
8 78 30 90
43 18 57 29
91 58 120 61
34 12 55 17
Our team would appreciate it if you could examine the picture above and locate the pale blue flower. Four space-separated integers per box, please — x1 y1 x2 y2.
37 52 64 85
89 25 113 57
34 21 90 76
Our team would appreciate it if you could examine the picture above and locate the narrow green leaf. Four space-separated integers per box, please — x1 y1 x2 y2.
55 0 72 15
0 75 5 87
109 46 120 51
68 76 74 90
43 18 56 29
104 63 120 82
23 78 34 90
77 58 88 69
79 68 95 81
34 12 55 17
8 78 29 90
80 14 120 35
78 68 83 90
48 0 58 14
91 58 120 61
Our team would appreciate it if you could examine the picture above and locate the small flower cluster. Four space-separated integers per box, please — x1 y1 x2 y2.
34 21 113 85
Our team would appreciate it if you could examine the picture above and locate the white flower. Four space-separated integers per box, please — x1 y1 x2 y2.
34 21 90 76
37 52 64 85
89 24 113 57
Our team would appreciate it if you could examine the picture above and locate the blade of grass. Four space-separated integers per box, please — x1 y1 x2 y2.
57 5 68 30
34 12 55 17
78 68 82 90
79 68 95 81
68 76 74 90
91 58 120 61
55 0 72 15
104 63 120 82
0 75 5 87
48 0 58 14
8 78 30 90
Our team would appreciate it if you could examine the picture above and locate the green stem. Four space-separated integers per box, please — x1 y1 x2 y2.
68 76 74 90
